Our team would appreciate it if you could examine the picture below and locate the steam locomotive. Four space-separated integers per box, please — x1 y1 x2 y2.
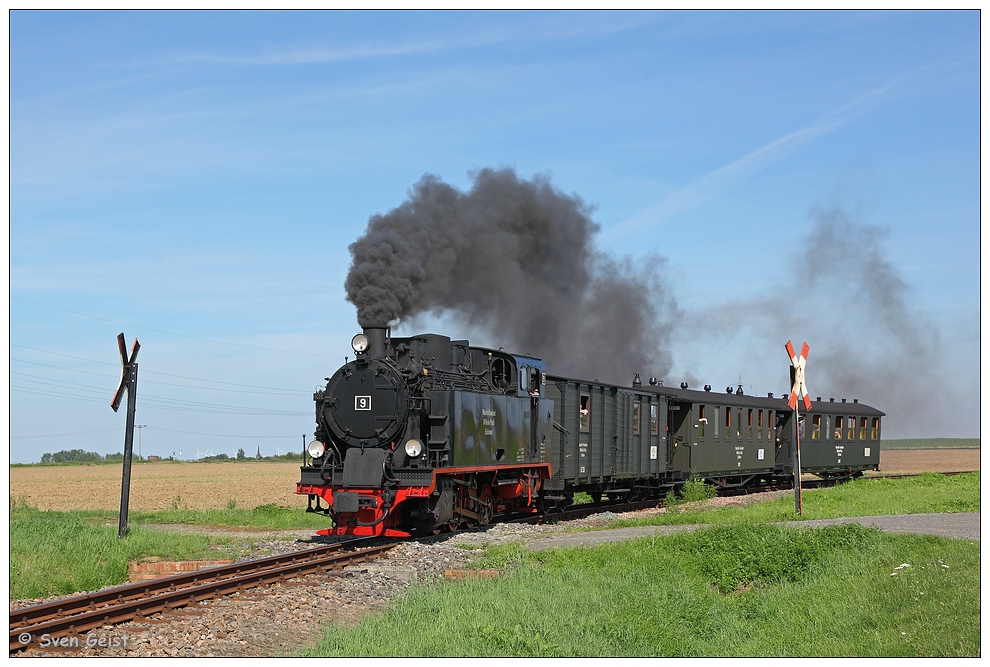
296 326 884 537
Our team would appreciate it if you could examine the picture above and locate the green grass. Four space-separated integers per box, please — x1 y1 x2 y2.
882 438 979 449
302 523 980 656
127 503 332 530
10 503 236 600
607 472 979 529
12 502 335 532
9 499 331 600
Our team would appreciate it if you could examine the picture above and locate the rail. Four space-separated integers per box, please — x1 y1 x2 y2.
10 539 393 654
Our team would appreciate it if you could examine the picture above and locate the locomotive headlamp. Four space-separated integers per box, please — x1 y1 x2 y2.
307 440 326 459
351 333 369 354
404 438 424 458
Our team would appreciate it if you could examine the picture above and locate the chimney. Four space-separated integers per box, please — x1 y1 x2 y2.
363 326 388 358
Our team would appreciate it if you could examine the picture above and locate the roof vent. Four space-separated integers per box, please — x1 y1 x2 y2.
726 386 733 394
705 385 712 392
830 398 835 402
817 397 822 402
633 373 642 388
736 384 743 396
680 382 688 389
649 377 658 386
841 398 846 403
768 392 773 398
853 398 858 404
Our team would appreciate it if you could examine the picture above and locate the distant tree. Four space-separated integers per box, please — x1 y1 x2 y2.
236 448 246 461
41 449 104 463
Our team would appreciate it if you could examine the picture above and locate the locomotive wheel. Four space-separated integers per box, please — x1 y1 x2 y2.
478 484 494 526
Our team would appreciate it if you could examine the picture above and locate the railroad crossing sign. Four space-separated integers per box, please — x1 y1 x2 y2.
785 339 810 516
785 340 812 411
111 333 140 412
111 333 140 538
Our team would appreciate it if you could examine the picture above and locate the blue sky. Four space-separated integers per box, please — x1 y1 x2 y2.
8 10 981 463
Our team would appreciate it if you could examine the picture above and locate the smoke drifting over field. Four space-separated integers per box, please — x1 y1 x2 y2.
682 205 945 436
345 168 679 384
793 206 944 433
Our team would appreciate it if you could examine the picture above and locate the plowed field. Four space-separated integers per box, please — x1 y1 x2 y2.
10 461 304 511
9 449 980 512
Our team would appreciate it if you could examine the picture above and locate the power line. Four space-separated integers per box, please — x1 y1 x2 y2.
11 343 316 392
152 427 305 439
11 428 119 439
11 357 310 396
12 295 337 358
10 381 310 416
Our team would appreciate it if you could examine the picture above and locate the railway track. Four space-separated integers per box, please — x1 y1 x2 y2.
9 539 394 654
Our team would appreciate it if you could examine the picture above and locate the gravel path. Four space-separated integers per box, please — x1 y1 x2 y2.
12 490 979 658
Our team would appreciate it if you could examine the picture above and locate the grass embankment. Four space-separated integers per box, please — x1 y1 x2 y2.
304 524 979 656
302 473 980 658
9 500 330 601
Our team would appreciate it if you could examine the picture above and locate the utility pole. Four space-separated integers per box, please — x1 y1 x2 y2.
111 333 140 538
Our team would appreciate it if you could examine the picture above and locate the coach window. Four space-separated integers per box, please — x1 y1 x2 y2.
736 409 742 438
758 409 763 439
812 415 821 440
798 417 805 440
847 418 856 440
650 403 659 435
633 401 641 435
747 409 753 438
714 407 720 439
825 416 831 440
768 410 776 440
698 405 707 438
580 394 591 432
519 367 528 393
724 407 731 439
834 417 844 439
859 417 868 440
871 418 880 439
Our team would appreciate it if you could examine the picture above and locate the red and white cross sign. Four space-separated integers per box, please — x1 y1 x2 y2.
785 340 812 411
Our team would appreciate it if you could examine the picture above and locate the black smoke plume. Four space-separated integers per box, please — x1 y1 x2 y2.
345 168 679 384
679 204 945 437
793 206 944 435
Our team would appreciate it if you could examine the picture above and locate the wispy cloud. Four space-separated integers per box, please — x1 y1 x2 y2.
158 12 662 67
606 79 902 237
